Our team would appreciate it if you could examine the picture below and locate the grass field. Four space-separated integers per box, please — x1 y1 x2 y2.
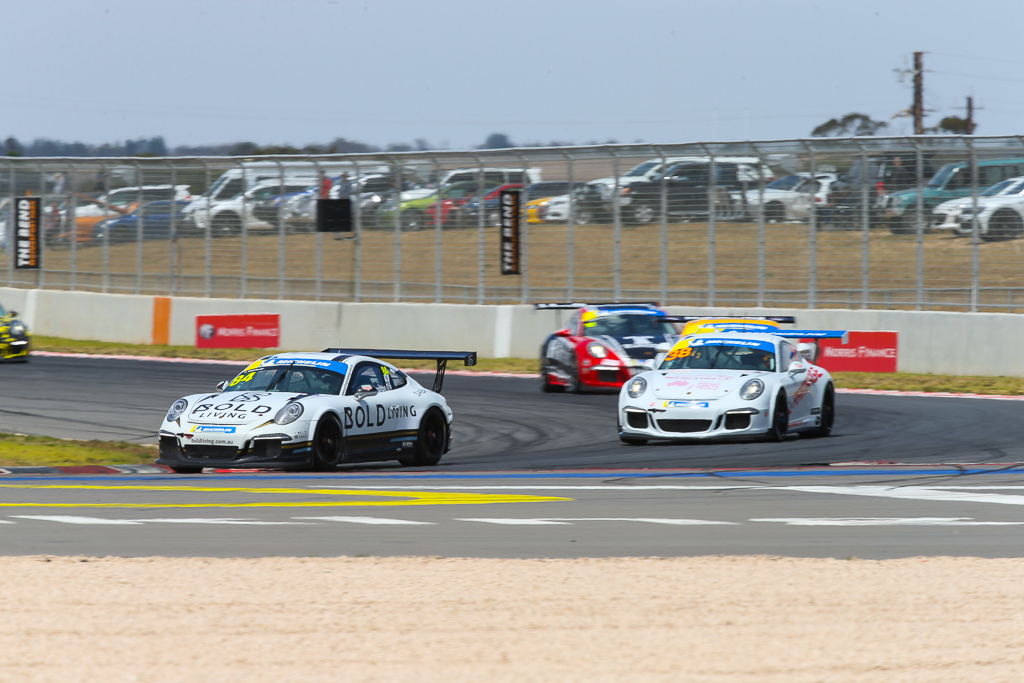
15 218 1024 310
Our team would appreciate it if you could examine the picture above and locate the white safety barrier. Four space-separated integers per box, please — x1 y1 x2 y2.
2 287 1020 377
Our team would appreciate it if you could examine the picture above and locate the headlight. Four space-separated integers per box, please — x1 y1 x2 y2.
626 377 647 398
587 342 608 358
166 398 188 421
740 379 765 400
8 322 26 336
274 402 304 425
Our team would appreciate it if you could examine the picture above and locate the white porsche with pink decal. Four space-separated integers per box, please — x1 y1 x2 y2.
616 319 846 444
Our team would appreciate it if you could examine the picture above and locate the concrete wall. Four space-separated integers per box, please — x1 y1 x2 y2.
2 287 1021 376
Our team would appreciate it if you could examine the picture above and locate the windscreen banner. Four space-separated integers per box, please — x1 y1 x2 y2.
13 196 41 269
195 313 280 349
799 331 898 372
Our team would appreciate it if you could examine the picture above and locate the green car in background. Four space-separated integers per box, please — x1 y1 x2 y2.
882 157 1024 234
375 181 484 230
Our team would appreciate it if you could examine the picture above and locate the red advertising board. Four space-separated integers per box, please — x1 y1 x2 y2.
801 331 898 372
195 313 280 349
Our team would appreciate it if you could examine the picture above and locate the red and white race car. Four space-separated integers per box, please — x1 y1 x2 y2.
537 302 681 392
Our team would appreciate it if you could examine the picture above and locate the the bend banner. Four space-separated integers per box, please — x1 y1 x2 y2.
14 196 41 269
499 189 520 275
195 313 280 349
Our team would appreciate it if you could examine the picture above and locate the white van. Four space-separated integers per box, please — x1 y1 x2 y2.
437 167 542 187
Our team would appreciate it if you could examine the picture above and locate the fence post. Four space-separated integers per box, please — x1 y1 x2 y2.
912 139 925 310
199 159 212 298
855 143 869 309
968 138 979 312
654 145 667 304
611 151 622 301
564 150 575 302
314 159 325 302
169 160 179 296
805 141 817 308
274 159 285 300
702 144 716 307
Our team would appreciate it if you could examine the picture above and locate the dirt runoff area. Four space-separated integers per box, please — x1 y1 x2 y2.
2 556 1024 682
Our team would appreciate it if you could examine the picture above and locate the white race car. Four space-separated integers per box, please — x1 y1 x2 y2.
617 319 845 444
157 349 475 473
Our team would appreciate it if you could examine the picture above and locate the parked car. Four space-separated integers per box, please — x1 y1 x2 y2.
520 182 584 223
187 178 316 235
47 185 192 246
880 157 1024 234
827 155 933 231
742 173 837 223
377 181 488 231
930 176 1024 240
614 160 764 224
92 201 192 242
449 183 526 227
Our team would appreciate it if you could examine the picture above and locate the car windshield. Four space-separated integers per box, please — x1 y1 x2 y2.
624 161 660 177
980 179 1015 197
660 343 776 371
583 313 676 337
766 175 803 191
926 163 959 189
222 366 345 394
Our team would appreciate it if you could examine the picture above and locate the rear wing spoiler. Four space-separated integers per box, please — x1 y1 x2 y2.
773 330 849 343
533 301 660 310
321 348 477 393
675 315 796 324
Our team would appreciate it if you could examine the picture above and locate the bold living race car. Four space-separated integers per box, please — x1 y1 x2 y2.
157 349 475 473
537 302 681 392
0 303 31 362
617 318 845 444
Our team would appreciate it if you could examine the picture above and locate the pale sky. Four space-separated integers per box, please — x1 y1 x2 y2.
3 0 1023 151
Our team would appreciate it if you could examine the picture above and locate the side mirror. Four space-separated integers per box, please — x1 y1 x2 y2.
554 328 572 338
788 364 807 376
9 310 16 317
216 380 228 391
354 389 378 400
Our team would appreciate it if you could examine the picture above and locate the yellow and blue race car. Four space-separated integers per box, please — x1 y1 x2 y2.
0 304 30 361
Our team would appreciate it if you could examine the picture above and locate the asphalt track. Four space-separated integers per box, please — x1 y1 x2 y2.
2 354 1024 558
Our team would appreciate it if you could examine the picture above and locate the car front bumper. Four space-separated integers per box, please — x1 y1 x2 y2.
618 400 772 441
157 419 315 469
0 338 30 361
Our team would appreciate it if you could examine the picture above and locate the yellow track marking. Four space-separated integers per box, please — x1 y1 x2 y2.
0 484 572 508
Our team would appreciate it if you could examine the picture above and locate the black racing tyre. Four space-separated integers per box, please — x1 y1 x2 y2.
808 383 835 438
540 364 564 393
982 210 1024 242
889 214 916 235
768 392 789 442
311 413 344 471
400 210 424 231
212 212 241 236
765 202 786 223
574 208 594 224
170 466 202 474
565 365 582 393
400 408 448 467
628 203 658 225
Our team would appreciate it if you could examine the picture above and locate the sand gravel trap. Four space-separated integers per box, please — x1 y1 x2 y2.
2 555 1023 682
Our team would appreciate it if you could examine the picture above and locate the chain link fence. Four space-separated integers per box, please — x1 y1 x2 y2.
4 135 1024 311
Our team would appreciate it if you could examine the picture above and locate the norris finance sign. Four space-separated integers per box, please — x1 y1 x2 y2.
195 313 280 349
800 331 898 373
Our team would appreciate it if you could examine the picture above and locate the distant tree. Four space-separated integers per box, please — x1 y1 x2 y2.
811 113 888 137
228 141 260 156
4 136 23 156
480 132 513 149
928 116 973 135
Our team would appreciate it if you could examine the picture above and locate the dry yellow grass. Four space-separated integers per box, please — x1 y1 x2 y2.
22 220 1024 310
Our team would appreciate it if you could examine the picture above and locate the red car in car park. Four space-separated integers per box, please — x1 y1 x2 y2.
537 302 681 392
430 183 523 227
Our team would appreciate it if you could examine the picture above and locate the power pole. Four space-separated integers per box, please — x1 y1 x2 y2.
912 51 924 134
966 96 977 134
